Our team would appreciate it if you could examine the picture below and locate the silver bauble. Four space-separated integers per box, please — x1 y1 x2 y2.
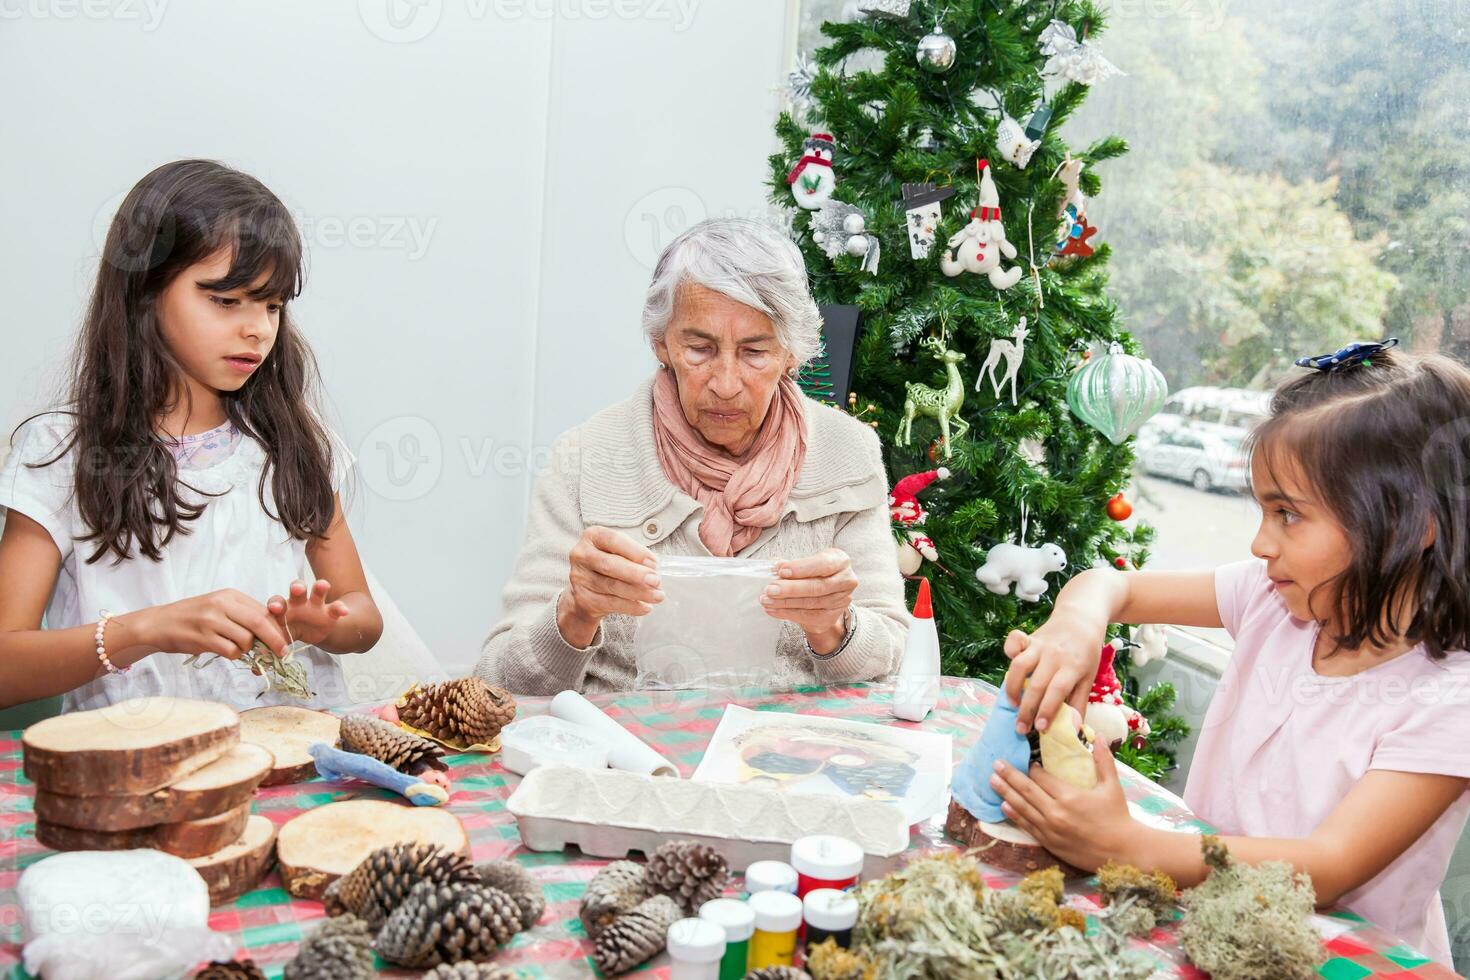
916 26 957 73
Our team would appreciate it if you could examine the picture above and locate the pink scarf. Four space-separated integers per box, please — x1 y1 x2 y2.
651 368 808 557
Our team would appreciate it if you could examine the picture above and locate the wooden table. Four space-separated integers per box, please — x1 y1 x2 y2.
1 679 1461 978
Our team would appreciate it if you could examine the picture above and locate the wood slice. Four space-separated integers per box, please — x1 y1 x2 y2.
33 742 274 832
275 799 469 900
944 798 1086 877
23 697 239 796
36 801 252 859
189 814 278 905
239 706 341 785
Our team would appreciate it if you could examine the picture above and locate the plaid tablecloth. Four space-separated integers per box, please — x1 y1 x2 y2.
1 679 1461 979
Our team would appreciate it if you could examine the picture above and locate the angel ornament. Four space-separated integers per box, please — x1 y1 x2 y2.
1038 18 1123 85
940 159 1023 290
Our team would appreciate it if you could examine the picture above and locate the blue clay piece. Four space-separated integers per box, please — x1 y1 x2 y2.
950 693 1031 823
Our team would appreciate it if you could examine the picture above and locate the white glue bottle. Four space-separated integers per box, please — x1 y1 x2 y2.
891 576 941 722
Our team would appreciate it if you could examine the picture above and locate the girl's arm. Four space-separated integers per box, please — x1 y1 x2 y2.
1122 769 1467 902
1002 567 1223 734
289 494 382 654
993 741 1467 906
0 511 291 709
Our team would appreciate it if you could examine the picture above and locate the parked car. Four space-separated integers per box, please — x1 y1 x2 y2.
1139 426 1250 493
1141 386 1270 446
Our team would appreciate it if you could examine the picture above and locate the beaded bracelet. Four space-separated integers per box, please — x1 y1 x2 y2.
95 610 129 675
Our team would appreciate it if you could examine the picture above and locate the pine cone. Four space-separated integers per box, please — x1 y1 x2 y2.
194 961 267 980
323 842 479 927
340 712 447 774
646 840 730 913
283 914 374 980
420 966 519 980
474 858 545 930
375 880 523 969
744 970 813 980
399 678 517 747
592 894 682 976
579 860 649 939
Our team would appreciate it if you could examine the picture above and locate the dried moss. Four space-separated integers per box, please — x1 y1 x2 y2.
805 938 877 980
1178 835 1326 980
847 852 1154 979
1097 860 1177 936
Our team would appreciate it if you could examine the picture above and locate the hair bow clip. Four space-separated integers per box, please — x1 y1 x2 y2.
1294 337 1399 372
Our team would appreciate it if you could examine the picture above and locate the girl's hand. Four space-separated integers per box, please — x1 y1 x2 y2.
764 549 858 644
989 738 1136 872
266 579 350 648
147 589 292 660
1000 617 1107 734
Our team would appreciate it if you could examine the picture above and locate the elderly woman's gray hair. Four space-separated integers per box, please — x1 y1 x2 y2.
641 217 824 367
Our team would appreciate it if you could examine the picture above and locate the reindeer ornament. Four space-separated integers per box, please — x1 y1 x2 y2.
896 331 970 460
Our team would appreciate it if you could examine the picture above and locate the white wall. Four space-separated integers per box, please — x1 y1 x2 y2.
0 0 791 675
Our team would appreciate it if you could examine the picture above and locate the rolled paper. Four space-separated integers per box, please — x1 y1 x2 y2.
950 693 1030 822
308 742 449 807
548 690 679 778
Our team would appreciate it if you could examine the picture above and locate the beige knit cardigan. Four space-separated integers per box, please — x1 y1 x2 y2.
475 373 911 695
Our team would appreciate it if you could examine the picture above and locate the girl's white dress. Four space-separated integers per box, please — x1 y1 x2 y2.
0 413 355 712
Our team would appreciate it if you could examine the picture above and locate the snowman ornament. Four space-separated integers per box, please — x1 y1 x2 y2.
940 159 1024 289
786 132 838 210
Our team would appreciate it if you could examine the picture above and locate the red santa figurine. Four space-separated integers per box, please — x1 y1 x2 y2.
889 466 949 576
1084 641 1151 748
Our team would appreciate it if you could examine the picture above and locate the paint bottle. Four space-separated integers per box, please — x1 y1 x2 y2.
802 888 858 950
744 860 798 897
699 898 755 980
667 917 727 980
746 890 802 969
790 835 864 899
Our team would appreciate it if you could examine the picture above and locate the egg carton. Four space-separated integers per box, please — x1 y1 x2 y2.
506 765 909 874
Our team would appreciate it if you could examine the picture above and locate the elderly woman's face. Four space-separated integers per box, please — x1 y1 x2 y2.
655 284 798 457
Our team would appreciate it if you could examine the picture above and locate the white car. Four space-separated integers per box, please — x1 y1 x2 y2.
1139 426 1250 493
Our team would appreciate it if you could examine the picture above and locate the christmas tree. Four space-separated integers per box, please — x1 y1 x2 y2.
771 1 1186 779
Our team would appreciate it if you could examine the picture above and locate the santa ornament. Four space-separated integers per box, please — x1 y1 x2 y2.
940 159 1023 289
890 466 950 576
786 132 837 210
1084 642 1152 749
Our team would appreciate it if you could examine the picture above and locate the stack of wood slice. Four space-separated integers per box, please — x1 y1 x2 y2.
22 697 281 904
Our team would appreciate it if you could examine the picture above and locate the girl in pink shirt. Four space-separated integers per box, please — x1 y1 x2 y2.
989 343 1470 966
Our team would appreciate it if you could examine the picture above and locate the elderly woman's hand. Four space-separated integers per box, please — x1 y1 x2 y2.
557 526 664 648
763 548 857 654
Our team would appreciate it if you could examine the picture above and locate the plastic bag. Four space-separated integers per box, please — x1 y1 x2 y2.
20 849 235 980
632 555 785 690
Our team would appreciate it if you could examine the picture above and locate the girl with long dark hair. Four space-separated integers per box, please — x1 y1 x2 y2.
0 159 382 711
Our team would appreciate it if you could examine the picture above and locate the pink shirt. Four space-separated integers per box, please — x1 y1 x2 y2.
1184 558 1470 966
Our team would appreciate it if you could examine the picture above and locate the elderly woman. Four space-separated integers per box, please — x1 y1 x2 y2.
476 218 909 695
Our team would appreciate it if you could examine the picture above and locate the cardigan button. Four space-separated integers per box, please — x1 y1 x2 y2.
644 521 660 537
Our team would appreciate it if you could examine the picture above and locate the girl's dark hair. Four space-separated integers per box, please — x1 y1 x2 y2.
1247 348 1470 659
25 159 335 564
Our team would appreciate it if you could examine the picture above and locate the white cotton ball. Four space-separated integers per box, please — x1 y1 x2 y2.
846 235 869 258
843 213 866 235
